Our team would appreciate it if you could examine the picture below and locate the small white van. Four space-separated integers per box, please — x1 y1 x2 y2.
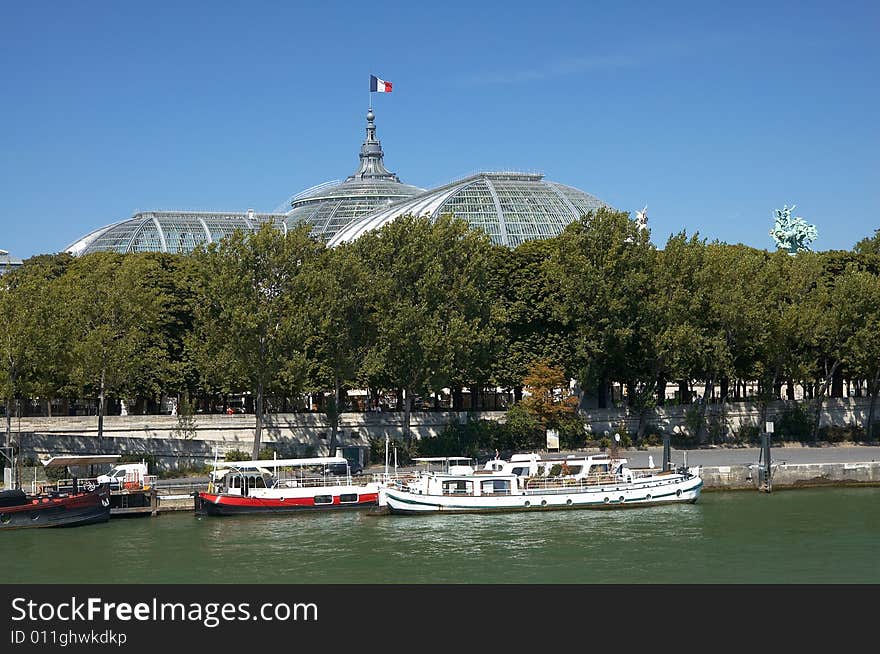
97 462 152 490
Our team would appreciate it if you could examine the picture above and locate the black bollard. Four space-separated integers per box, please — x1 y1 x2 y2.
662 434 671 472
760 433 772 492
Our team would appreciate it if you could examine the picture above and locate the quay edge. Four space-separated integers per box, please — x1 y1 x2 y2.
700 461 880 491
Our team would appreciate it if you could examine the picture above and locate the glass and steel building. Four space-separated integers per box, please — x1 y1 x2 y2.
63 109 613 255
0 249 24 275
65 209 286 255
327 171 613 248
284 108 424 242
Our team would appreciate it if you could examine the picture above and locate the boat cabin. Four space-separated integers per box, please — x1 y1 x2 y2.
423 473 521 497
482 453 627 480
210 468 275 496
208 456 357 496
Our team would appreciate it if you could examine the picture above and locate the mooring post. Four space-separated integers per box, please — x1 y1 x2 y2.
760 432 772 493
662 434 671 472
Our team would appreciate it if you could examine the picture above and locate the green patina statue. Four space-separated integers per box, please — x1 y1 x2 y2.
769 204 817 254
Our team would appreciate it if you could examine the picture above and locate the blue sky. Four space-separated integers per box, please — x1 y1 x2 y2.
1 0 878 258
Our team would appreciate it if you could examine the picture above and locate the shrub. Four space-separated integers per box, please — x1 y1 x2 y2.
505 403 543 451
683 405 703 440
706 414 728 445
368 435 418 466
415 419 517 459
775 404 812 441
736 423 761 445
610 422 633 448
224 449 251 462
557 414 588 450
818 424 863 443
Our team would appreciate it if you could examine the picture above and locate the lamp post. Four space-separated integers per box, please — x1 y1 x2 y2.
0 250 12 486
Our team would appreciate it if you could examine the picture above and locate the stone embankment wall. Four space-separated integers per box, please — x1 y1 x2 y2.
7 397 876 470
13 411 474 469
700 461 880 490
582 396 876 437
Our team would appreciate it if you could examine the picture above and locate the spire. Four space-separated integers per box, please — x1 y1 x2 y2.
346 108 401 182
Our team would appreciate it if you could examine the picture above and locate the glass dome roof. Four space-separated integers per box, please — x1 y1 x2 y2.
327 172 613 248
285 108 424 242
65 210 286 255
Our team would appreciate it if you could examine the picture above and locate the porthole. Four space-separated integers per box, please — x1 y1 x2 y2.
524 501 531 507
646 494 652 501
30 513 39 521
603 497 610 504
541 500 548 507
566 499 573 506
619 496 625 503
0 514 10 524
676 489 682 498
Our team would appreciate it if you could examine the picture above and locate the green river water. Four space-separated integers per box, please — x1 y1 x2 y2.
2 487 878 584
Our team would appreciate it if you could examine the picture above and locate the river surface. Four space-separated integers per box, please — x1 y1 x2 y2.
3 487 878 584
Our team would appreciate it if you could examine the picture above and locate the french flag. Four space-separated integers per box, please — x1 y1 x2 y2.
370 75 392 93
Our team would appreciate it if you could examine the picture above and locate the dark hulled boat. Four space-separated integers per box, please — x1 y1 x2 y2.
0 483 111 529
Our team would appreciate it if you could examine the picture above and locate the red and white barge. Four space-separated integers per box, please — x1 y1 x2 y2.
194 456 381 516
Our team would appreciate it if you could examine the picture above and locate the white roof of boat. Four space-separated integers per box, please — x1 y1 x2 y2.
413 457 473 462
213 456 348 469
41 455 122 467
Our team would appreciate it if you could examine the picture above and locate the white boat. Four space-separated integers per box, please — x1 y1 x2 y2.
195 456 382 516
379 453 702 515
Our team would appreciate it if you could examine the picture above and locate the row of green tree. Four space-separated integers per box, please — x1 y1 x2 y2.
3 211 880 457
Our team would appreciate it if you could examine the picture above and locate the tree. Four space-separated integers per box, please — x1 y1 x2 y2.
551 208 657 414
519 360 583 448
303 243 374 456
355 214 495 443
487 239 573 399
190 223 322 459
0 256 71 477
59 252 167 439
854 229 880 256
653 233 719 441
811 265 880 440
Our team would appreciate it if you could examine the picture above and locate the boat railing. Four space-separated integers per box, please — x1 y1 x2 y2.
371 472 419 486
47 477 103 494
274 475 350 488
443 489 514 497
523 474 621 491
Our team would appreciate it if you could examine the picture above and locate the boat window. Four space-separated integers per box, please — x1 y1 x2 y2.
567 466 583 475
511 467 529 477
339 494 358 503
314 495 333 505
229 476 240 489
442 480 473 495
481 479 510 495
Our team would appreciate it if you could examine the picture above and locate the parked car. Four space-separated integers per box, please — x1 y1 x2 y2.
324 462 363 476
